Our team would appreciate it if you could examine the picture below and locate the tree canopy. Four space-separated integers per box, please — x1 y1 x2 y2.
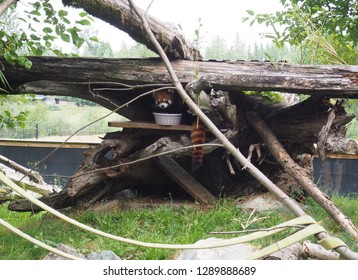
246 0 358 65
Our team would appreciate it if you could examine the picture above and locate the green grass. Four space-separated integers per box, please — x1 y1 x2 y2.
0 196 357 260
1 102 126 139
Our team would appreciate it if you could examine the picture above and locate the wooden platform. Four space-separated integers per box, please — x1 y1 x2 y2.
108 121 192 131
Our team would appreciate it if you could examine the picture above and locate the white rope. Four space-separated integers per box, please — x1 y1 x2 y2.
0 218 83 260
0 172 315 250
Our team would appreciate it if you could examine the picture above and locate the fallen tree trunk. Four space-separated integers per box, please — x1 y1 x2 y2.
4 57 358 97
246 111 358 240
0 155 60 202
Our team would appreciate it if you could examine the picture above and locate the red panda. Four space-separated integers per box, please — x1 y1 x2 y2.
191 119 206 171
153 89 176 110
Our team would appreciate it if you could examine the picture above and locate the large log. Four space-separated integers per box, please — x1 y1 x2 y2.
2 57 358 121
3 57 358 96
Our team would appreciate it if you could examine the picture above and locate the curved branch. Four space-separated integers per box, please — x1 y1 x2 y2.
62 0 200 60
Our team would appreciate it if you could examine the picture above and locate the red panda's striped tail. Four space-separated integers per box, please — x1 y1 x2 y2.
191 119 206 171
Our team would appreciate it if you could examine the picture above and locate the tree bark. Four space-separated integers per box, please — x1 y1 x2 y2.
246 111 358 240
301 241 340 260
0 0 15 17
264 243 302 260
2 57 358 97
62 0 200 60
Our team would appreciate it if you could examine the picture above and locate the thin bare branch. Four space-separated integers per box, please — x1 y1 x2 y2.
73 143 224 178
127 0 358 259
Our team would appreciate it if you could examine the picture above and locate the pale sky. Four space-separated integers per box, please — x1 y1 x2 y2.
16 0 283 51
99 0 283 50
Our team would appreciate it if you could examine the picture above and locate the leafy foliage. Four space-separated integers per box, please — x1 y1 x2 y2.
0 0 96 128
243 0 358 139
244 0 358 65
0 95 29 129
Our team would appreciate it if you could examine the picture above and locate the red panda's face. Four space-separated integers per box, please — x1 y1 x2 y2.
153 90 175 109
156 98 172 109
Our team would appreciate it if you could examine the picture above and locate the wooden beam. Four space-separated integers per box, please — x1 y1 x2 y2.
315 153 358 160
108 121 192 131
0 139 98 149
154 155 216 205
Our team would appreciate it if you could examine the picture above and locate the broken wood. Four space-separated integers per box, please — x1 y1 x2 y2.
246 111 358 240
7 191 72 213
0 154 60 201
264 243 302 260
154 155 216 205
0 154 46 185
301 240 340 260
317 109 336 160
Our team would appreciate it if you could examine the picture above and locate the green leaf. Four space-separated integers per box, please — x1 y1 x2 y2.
60 33 71 43
72 35 85 48
79 12 88 17
89 36 99 42
29 10 41 16
43 34 56 41
76 19 91 26
42 27 53 34
52 49 64 56
62 18 71 24
20 32 27 40
246 10 255 16
58 10 68 17
30 34 40 41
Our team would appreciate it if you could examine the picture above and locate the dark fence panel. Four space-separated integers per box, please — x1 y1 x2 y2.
1 140 357 195
0 141 96 186
313 157 358 196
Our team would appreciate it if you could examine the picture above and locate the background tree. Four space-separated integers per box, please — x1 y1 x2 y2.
245 0 358 139
245 0 358 64
0 0 96 128
204 35 228 60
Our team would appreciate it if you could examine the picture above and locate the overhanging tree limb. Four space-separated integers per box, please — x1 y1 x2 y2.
62 0 200 60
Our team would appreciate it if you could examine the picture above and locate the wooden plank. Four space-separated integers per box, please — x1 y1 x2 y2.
0 139 97 149
154 155 216 205
108 121 192 131
315 153 358 160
